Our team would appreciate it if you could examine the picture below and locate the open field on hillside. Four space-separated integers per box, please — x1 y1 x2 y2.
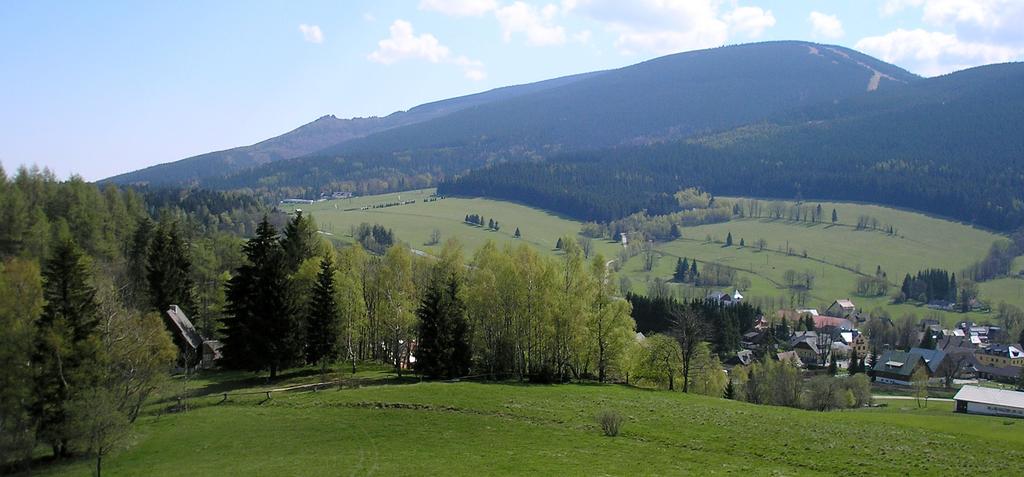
282 190 1023 325
29 370 1024 476
281 188 621 259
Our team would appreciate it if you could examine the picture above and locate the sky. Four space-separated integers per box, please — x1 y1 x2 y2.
1 0 1022 181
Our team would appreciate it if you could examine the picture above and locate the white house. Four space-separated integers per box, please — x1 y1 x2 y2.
954 385 1024 418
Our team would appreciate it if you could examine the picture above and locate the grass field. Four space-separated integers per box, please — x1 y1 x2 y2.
282 190 1024 325
30 370 1024 476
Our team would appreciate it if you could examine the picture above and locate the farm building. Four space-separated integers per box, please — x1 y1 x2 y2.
953 385 1024 418
825 299 856 317
872 350 930 385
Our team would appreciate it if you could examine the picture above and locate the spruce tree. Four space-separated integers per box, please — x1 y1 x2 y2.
849 349 860 375
670 223 681 239
223 217 301 379
831 208 838 224
146 220 197 334
555 237 562 249
281 210 321 273
414 273 471 379
305 254 341 378
739 238 745 247
725 232 733 246
673 258 685 282
828 354 838 376
514 227 521 238
32 239 101 457
724 379 735 400
920 331 936 350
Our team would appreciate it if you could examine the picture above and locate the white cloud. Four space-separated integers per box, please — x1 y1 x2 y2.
880 0 1024 44
495 2 567 46
368 20 486 81
724 6 776 39
565 0 776 55
298 24 324 44
855 28 1019 76
419 0 498 17
808 11 844 40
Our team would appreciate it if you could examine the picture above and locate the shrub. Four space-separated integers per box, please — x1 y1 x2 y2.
597 409 624 437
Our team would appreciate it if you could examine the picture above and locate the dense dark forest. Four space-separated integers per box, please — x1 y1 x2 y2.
625 293 761 356
440 114 1024 231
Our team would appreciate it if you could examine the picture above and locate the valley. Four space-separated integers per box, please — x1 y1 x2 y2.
283 189 1024 328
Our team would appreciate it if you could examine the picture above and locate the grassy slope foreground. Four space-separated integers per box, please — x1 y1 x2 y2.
284 190 1023 324
32 371 1024 476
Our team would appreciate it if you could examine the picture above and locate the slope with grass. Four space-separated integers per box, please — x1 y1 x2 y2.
30 370 1024 476
283 188 621 260
286 190 1024 326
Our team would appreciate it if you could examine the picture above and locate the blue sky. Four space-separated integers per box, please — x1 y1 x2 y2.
2 0 1022 180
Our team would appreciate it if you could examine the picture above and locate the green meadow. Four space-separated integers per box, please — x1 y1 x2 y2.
31 370 1024 476
283 190 1024 325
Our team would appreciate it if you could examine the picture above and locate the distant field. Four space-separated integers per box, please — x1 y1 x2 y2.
32 370 1024 476
282 189 621 259
282 190 1024 325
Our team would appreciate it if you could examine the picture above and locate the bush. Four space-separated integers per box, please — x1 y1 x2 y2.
597 409 624 437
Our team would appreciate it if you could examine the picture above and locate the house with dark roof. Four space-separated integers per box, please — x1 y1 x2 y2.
976 344 1024 368
872 350 930 386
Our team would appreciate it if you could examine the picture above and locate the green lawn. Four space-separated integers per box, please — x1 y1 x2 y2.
283 190 1021 325
31 371 1024 476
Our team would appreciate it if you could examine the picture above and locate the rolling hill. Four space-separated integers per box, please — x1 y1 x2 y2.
105 71 602 186
442 62 1024 230
106 41 917 189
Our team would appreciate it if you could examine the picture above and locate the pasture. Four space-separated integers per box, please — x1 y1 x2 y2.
282 190 1024 325
30 370 1024 476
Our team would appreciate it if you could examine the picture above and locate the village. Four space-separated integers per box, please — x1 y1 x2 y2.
706 293 1024 418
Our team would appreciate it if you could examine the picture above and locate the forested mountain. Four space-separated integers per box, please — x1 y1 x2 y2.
187 41 915 197
105 71 602 186
316 41 914 157
441 63 1024 231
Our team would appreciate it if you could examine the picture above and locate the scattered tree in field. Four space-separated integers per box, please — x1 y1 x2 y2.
305 254 341 381
910 366 931 405
725 232 733 247
414 271 471 379
640 334 682 390
222 217 301 379
554 236 561 249
831 208 838 224
672 308 706 393
427 228 442 246
68 387 130 477
739 238 745 247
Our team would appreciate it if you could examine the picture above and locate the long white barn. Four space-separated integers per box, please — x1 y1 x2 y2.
953 385 1024 418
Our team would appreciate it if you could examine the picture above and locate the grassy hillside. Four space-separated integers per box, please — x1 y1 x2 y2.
286 188 622 260
284 190 1024 326
31 370 1024 476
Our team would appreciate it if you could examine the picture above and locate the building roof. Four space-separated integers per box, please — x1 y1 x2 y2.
833 299 855 309
776 351 804 367
953 385 1024 409
980 344 1024 359
908 347 947 374
873 350 928 377
166 305 203 351
813 315 854 330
